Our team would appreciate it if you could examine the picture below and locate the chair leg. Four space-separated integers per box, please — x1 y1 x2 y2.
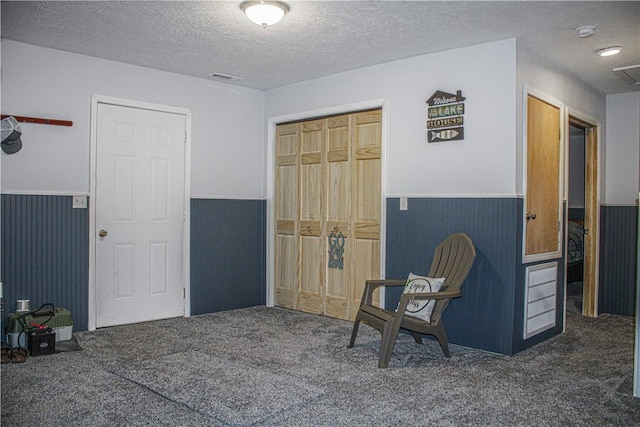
433 322 451 357
378 319 401 368
347 316 361 349
410 332 423 344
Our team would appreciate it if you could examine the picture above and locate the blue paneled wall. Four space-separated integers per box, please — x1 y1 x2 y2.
190 199 266 314
1 194 634 351
1 195 265 335
385 197 522 355
599 205 638 316
1 194 89 331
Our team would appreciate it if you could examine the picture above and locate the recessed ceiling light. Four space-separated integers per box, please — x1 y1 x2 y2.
598 46 622 57
576 25 596 38
241 1 289 27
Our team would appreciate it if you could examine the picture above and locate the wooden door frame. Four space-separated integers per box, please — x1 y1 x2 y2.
566 109 601 320
522 86 565 263
88 95 192 331
266 99 388 308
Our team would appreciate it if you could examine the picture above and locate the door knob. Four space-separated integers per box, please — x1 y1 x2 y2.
526 212 537 220
99 229 108 238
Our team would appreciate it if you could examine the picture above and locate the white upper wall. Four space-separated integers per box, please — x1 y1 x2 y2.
266 39 518 197
0 40 266 199
605 92 640 205
3 39 618 202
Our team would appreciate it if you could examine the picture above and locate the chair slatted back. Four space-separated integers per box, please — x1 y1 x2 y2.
427 233 476 323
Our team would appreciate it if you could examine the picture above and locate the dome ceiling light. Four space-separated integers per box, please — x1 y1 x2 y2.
241 1 289 27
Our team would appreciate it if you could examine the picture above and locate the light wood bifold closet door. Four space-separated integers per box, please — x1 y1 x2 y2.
275 109 382 321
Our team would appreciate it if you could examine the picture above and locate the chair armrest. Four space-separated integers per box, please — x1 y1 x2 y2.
361 279 405 305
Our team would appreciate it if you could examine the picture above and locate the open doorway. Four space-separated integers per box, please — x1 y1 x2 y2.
566 115 600 318
566 125 586 314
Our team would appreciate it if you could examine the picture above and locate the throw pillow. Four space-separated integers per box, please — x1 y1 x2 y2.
400 273 445 322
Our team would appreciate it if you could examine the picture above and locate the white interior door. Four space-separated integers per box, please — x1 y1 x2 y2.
96 103 186 327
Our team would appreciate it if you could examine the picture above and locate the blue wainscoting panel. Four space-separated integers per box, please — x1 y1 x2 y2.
1 194 89 332
190 199 266 315
599 205 638 316
385 197 520 355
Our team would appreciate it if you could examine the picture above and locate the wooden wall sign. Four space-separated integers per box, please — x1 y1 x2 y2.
426 90 466 143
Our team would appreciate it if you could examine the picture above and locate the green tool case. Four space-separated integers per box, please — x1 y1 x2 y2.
5 307 73 348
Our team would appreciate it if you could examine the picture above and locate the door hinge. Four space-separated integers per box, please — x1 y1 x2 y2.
183 287 186 299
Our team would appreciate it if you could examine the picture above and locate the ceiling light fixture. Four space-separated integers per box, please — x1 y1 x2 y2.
598 46 622 57
241 1 289 27
576 25 596 38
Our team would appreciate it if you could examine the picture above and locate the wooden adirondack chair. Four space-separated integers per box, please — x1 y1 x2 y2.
348 233 476 368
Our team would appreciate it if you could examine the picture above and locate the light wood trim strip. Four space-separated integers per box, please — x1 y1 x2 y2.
354 222 380 239
277 220 295 235
301 153 322 164
355 146 381 159
327 148 349 162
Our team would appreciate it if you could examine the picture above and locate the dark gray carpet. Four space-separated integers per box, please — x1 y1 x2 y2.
115 350 323 425
2 306 639 426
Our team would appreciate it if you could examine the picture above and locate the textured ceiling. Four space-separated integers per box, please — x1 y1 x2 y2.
1 1 639 94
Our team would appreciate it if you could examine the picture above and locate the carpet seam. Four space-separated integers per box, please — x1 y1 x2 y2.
105 368 234 426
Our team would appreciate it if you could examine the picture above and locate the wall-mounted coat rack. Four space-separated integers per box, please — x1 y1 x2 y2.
0 115 73 127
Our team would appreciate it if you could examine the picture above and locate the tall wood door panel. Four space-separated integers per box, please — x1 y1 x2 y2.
349 110 382 320
274 110 382 321
582 127 598 316
298 119 325 315
324 114 352 319
274 123 299 310
525 95 562 259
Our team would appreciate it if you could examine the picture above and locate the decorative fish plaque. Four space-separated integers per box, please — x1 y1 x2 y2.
429 126 464 143
426 90 466 143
